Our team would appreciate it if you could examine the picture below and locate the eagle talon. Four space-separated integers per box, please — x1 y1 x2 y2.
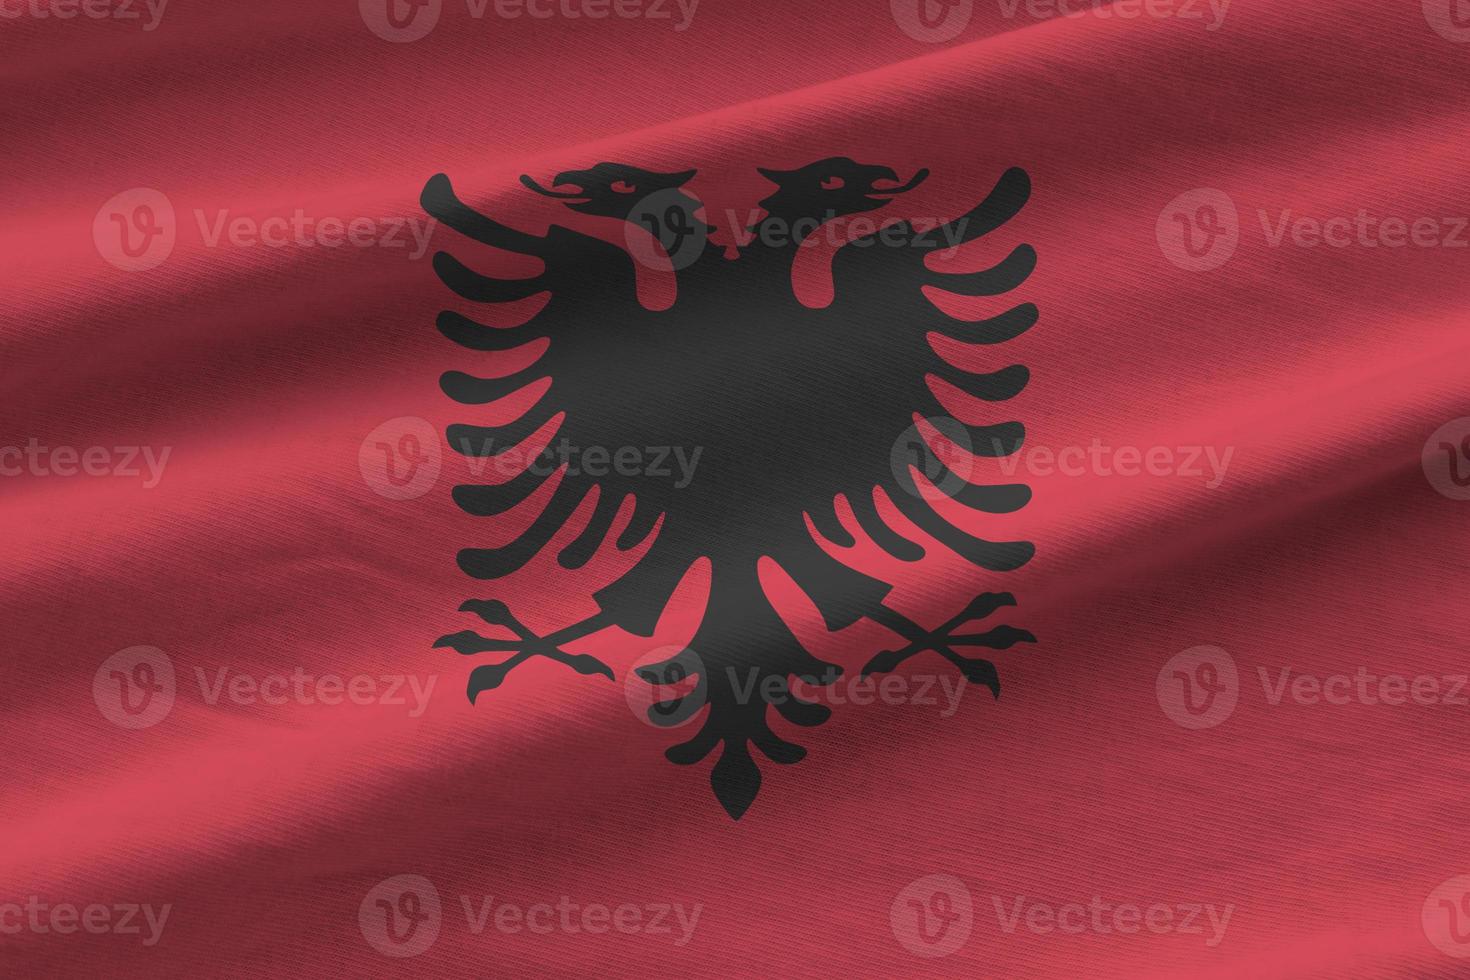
862 593 1034 699
442 601 615 699
467 659 521 703
863 648 910 676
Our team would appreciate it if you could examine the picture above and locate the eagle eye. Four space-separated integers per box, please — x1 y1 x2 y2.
611 180 637 194
820 175 845 190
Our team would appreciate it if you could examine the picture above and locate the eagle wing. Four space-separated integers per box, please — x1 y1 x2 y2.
421 173 668 586
806 166 1039 577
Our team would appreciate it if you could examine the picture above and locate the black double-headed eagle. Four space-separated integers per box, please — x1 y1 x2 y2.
424 158 1036 817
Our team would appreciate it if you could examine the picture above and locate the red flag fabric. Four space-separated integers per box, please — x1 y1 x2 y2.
5 0 1470 975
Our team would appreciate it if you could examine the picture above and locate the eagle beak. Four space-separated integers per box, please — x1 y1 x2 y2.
520 174 589 201
869 168 930 199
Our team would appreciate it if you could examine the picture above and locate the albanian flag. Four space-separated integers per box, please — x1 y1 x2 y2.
5 0 1470 975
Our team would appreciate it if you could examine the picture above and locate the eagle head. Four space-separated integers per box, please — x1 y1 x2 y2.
521 162 700 219
756 157 929 222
